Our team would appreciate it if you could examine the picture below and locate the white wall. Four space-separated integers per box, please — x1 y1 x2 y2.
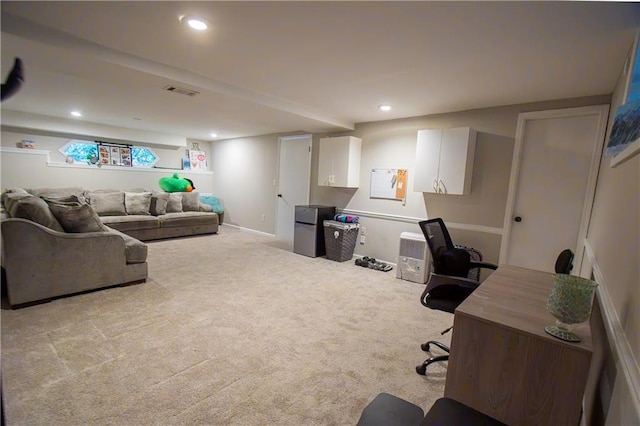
210 134 280 233
310 96 609 266
582 42 640 425
1 130 214 193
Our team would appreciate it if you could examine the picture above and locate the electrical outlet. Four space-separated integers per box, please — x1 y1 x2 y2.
361 226 366 236
261 214 265 221
360 235 365 244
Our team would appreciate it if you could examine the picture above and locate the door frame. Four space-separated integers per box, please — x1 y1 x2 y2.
499 105 610 272
275 134 312 242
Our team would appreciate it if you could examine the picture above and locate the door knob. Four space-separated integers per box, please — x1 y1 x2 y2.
277 194 282 198
514 216 522 222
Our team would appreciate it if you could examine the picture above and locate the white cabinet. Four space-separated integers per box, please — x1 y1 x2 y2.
414 127 476 195
318 136 362 187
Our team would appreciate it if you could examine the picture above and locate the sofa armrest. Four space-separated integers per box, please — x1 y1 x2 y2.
1 218 130 306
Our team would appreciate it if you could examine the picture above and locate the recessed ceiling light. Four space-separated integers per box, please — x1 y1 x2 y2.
70 110 82 117
180 15 210 31
210 133 218 138
378 105 392 112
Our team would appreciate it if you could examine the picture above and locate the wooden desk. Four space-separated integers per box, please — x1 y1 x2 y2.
444 265 593 426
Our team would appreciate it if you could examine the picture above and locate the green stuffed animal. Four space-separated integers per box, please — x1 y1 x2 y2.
159 173 195 192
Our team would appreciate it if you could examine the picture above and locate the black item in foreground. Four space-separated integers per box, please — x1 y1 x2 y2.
357 394 507 426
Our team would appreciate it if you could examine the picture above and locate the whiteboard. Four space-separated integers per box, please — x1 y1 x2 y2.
370 168 407 200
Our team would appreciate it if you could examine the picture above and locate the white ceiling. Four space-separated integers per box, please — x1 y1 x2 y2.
1 1 639 142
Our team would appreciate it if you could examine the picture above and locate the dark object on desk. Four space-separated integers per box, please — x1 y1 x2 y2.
555 248 574 274
357 394 506 426
415 218 498 375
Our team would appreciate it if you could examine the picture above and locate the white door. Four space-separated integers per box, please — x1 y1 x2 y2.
276 135 311 244
500 105 609 273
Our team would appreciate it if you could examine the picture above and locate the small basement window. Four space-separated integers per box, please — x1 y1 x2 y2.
60 140 158 167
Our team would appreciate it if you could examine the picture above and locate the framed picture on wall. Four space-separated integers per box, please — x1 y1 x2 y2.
188 149 207 172
120 147 132 167
98 145 110 165
605 29 640 167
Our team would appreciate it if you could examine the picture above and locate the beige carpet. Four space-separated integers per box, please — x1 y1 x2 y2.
1 226 453 425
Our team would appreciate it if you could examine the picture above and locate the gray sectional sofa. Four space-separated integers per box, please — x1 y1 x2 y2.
0 186 219 307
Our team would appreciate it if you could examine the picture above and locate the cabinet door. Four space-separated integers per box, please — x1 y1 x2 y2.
414 129 442 193
438 127 476 195
318 137 337 186
318 136 361 187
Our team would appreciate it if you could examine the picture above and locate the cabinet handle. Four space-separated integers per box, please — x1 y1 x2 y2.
433 179 438 193
439 179 446 194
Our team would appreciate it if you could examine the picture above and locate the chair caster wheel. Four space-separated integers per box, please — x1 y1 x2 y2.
421 342 430 352
416 364 427 375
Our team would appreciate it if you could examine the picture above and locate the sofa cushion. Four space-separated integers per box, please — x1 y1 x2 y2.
125 192 152 215
166 193 183 213
44 197 108 233
182 192 200 212
150 191 169 216
1 192 65 232
106 228 148 264
101 215 160 232
87 191 126 216
28 187 87 204
159 211 218 228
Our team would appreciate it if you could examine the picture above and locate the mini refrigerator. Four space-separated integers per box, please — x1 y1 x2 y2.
294 205 335 257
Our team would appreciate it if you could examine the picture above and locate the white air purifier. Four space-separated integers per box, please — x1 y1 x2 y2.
396 232 430 283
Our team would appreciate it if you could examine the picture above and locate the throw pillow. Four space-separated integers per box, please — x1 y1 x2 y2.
125 192 152 215
28 187 87 204
45 197 107 233
1 193 65 232
166 192 183 213
181 191 200 212
87 191 126 216
149 191 169 216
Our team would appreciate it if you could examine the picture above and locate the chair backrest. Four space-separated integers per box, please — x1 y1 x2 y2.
555 249 574 274
419 218 454 257
419 218 471 278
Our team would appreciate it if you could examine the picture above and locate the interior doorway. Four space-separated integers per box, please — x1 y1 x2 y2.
500 105 609 273
276 134 312 245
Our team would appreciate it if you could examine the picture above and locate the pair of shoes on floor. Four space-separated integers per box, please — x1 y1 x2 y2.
354 256 393 272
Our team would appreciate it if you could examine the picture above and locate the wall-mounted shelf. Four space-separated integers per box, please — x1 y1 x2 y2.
0 147 212 175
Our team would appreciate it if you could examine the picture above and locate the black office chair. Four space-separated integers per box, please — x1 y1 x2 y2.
415 218 498 375
555 249 574 274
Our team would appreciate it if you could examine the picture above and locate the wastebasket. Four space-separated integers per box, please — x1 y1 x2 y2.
323 220 360 262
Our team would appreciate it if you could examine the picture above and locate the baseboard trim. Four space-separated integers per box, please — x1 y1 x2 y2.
338 208 503 235
584 240 640 420
222 223 275 238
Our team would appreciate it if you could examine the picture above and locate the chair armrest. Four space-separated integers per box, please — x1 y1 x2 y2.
470 261 498 271
427 273 481 291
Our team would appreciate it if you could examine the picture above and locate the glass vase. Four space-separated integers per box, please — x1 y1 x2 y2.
545 274 598 342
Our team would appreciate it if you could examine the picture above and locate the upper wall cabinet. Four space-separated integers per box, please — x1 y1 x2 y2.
318 136 362 188
414 127 477 195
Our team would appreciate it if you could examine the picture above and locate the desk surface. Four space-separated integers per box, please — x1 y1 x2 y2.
446 265 594 425
456 264 592 351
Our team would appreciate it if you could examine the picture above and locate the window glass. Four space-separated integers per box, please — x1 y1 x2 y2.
59 140 157 167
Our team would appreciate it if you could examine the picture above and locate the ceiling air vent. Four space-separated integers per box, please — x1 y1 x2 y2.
163 85 199 97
